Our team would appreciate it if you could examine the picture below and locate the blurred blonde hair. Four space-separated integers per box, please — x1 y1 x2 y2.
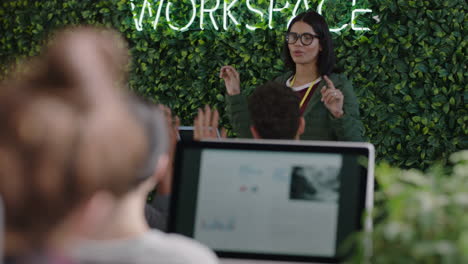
0 27 147 250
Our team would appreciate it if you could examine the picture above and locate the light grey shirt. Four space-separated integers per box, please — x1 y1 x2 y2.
71 230 218 264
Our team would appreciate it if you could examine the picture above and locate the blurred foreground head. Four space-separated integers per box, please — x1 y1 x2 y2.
0 27 148 255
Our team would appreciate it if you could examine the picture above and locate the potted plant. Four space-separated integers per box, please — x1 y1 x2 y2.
350 150 468 263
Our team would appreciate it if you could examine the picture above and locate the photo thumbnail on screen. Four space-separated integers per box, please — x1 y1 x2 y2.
289 163 341 203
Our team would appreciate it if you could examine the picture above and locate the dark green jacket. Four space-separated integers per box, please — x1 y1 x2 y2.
225 72 364 141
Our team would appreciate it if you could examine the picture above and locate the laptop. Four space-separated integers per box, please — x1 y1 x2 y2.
178 126 221 141
169 139 374 263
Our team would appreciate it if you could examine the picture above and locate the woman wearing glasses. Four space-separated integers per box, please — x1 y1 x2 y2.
221 11 364 141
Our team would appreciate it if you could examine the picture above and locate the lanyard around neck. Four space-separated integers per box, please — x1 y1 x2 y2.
290 75 320 108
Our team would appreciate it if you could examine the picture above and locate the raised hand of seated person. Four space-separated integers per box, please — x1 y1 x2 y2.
194 105 227 140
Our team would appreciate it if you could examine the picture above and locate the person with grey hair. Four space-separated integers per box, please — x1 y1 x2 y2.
69 101 219 264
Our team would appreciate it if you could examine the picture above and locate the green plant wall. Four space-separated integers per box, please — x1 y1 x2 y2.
0 0 466 169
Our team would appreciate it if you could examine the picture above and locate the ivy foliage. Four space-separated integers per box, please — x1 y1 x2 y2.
0 0 466 169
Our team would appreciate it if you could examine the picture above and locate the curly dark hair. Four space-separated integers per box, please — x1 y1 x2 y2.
248 82 301 139
283 11 336 76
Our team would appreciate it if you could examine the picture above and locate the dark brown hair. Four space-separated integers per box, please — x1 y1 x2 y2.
248 82 301 139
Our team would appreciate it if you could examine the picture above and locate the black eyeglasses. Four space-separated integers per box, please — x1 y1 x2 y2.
285 32 320 46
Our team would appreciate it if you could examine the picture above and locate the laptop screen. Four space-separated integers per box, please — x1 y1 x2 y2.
170 139 374 263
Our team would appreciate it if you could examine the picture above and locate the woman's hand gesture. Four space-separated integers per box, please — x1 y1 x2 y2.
320 75 344 118
220 65 240 96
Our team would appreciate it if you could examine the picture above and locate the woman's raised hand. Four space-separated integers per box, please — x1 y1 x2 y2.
220 65 240 96
320 75 344 118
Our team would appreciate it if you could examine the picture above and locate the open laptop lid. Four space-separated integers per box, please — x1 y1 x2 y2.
177 126 220 141
169 139 374 263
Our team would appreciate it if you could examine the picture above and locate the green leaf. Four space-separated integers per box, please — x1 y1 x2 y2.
443 104 450 113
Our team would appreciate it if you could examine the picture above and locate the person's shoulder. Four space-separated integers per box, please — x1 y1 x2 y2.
328 72 349 83
328 72 353 90
144 230 219 264
273 71 293 83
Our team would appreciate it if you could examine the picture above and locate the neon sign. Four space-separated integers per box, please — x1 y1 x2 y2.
130 0 373 32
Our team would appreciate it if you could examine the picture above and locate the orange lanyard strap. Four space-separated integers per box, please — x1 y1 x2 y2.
290 75 318 108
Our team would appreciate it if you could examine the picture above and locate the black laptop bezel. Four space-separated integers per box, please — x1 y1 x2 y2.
177 126 220 142
169 139 373 263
